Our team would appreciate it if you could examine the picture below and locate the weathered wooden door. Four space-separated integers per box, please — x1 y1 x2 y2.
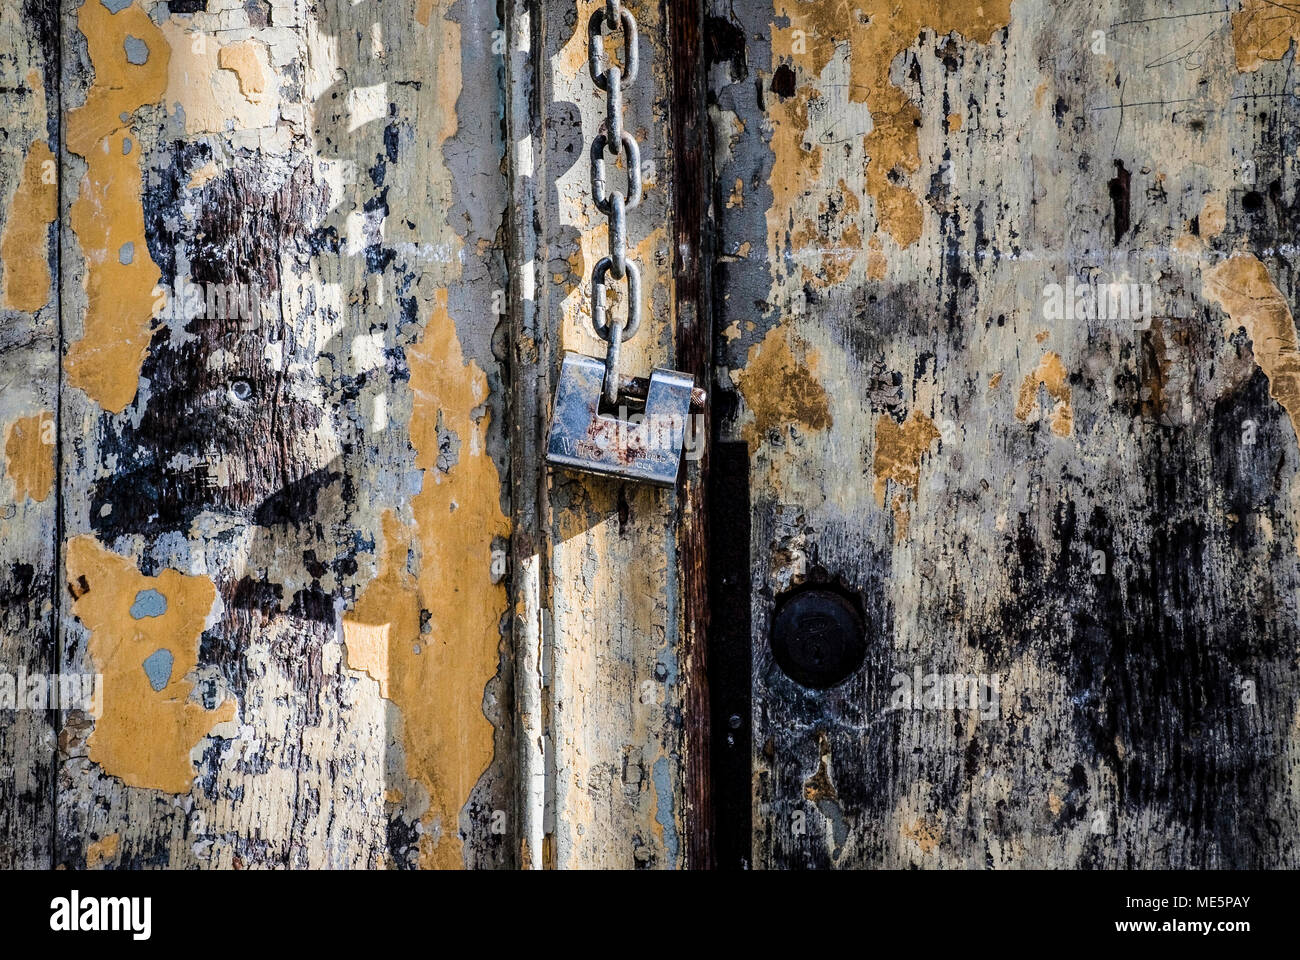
3 0 1300 872
707 0 1300 869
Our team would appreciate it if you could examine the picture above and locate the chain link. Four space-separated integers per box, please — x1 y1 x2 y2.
588 2 641 405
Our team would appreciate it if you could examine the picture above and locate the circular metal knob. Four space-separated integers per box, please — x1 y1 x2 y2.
769 587 866 689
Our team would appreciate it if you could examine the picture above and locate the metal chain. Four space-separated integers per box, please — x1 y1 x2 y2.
588 1 641 407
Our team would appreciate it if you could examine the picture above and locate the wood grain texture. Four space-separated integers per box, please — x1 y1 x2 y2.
0 0 59 871
526 0 688 869
6 0 1300 872
708 0 1300 868
29 0 512 870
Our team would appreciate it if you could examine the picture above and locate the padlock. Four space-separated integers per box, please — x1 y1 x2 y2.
546 352 695 486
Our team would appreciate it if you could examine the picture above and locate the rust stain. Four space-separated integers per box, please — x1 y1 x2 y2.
1204 254 1300 441
872 409 939 539
64 0 169 413
1 140 57 312
773 0 1013 248
803 731 838 802
1231 0 1300 72
1015 352 1073 437
65 536 236 794
4 411 54 502
733 324 832 448
343 290 511 870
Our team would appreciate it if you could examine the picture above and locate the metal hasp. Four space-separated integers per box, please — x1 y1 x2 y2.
546 352 695 487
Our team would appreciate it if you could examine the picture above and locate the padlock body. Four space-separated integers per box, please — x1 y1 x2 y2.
546 352 694 486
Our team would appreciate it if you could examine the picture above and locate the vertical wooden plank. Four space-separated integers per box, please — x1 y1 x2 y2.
53 0 513 869
0 0 60 870
667 0 715 870
521 0 688 868
709 0 1300 868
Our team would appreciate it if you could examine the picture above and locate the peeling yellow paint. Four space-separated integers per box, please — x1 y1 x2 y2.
188 161 220 190
727 177 745 208
1231 0 1300 72
803 730 837 802
767 85 825 257
773 0 1013 248
65 536 236 794
1 140 57 312
217 41 270 101
1200 195 1226 238
415 0 440 27
64 0 169 413
1034 78 1049 110
158 22 279 134
872 409 939 539
866 233 887 279
1015 352 1073 437
902 817 942 854
86 833 120 868
1204 254 1300 441
4 411 54 503
733 324 832 448
946 112 963 132
343 290 510 870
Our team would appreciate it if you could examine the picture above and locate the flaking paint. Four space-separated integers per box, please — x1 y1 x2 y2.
65 536 236 794
64 0 168 413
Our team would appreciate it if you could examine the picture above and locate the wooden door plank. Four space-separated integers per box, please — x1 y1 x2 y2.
0 0 60 870
511 0 691 868
708 0 1300 868
51 0 513 870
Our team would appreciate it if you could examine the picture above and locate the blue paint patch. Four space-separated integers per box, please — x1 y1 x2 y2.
122 137 132 155
652 757 680 868
100 0 133 12
129 588 167 619
142 648 174 692
118 242 134 265
124 36 149 65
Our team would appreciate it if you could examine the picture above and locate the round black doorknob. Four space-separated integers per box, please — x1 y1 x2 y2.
769 587 866 689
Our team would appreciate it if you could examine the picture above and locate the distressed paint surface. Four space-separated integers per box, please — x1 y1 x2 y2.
23 0 513 870
527 0 691 869
343 293 511 869
65 535 236 793
7 0 1300 873
4 411 54 503
0 0 58 869
1 139 56 312
709 0 1300 867
63 0 168 414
